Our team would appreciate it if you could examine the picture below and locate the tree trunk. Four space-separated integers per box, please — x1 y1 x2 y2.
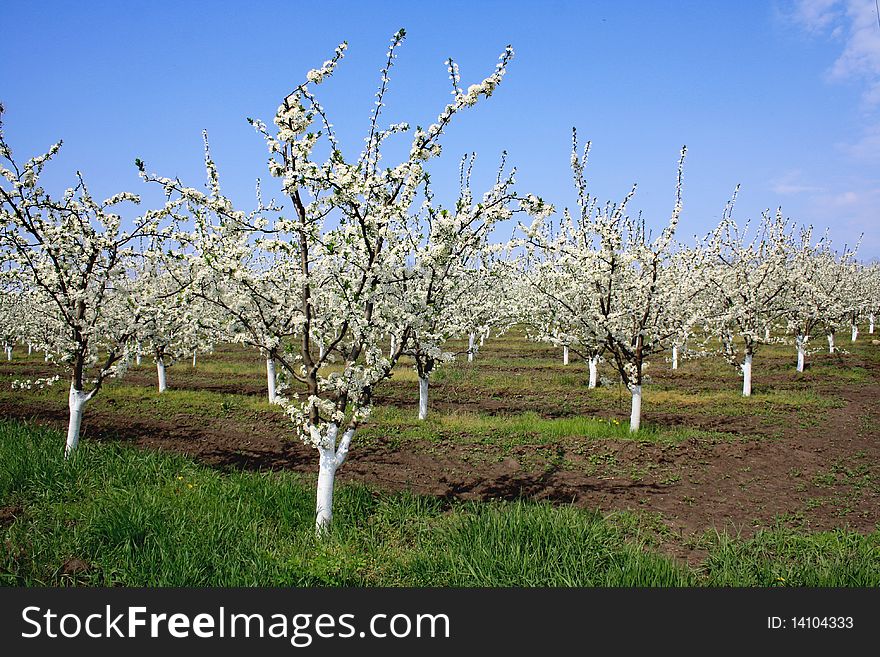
27 344 32 356
870 314 875 334
827 333 834 354
5 345 11 361
742 352 752 397
65 386 90 458
313 423 355 534
796 335 805 372
192 350 197 368
266 357 277 404
563 345 569 365
468 332 475 362
672 345 679 370
629 385 642 433
316 444 338 534
266 357 278 403
418 375 429 421
157 357 167 392
588 356 598 389
851 324 858 342
764 327 770 341
136 342 142 366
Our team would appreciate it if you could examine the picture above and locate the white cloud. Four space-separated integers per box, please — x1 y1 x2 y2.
809 184 880 253
827 189 862 204
838 121 880 158
791 0 846 32
784 2 880 257
768 167 878 256
770 169 825 194
791 0 880 106
829 1 880 86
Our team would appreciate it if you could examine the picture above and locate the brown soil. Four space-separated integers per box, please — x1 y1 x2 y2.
58 557 91 577
0 505 23 528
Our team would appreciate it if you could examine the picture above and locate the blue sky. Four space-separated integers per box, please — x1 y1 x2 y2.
2 0 878 258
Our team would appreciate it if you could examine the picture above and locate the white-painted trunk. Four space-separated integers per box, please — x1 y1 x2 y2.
742 353 752 397
313 423 355 534
764 327 771 341
796 336 805 373
5 345 11 361
192 351 197 368
870 315 875 334
65 386 90 458
480 333 485 347
672 345 679 370
44 351 50 362
468 332 475 362
418 375 429 420
563 345 569 365
136 348 142 366
827 333 835 354
266 357 277 404
588 356 598 389
319 343 326 360
629 385 642 433
157 358 167 392
315 445 338 534
851 324 858 342
28 343 32 355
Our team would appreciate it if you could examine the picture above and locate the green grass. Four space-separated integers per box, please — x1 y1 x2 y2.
90 386 279 418
361 408 737 447
2 419 877 587
170 359 266 376
401 502 691 586
643 388 842 415
0 380 281 421
696 526 880 586
804 364 872 383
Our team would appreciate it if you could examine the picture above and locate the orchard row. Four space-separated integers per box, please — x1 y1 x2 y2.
2 32 877 531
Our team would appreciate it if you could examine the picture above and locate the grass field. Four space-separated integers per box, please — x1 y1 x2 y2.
1 420 877 586
1 329 879 585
